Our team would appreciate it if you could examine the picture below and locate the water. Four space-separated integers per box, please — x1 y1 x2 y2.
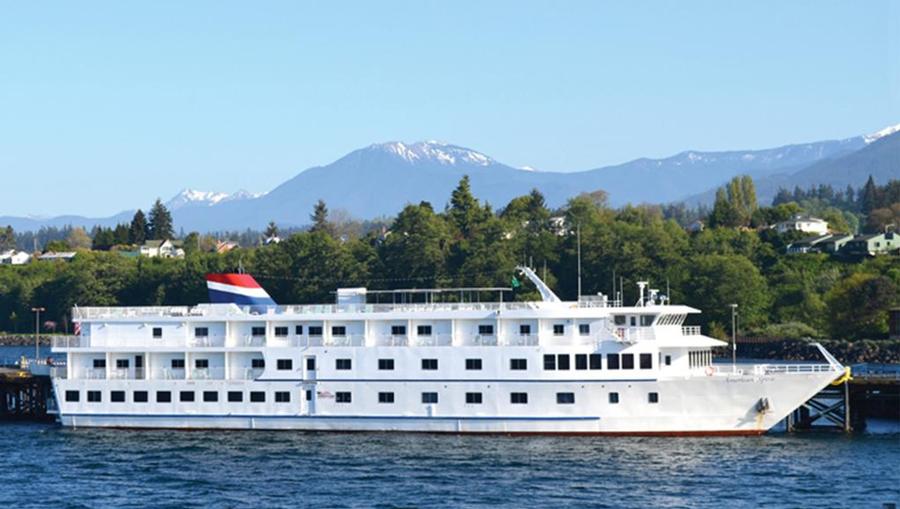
0 424 897 508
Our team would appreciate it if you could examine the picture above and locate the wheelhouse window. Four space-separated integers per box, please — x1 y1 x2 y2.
640 353 652 370
228 391 243 402
421 392 438 404
251 358 265 369
378 359 395 370
421 359 438 370
156 391 171 403
607 354 620 370
250 391 265 403
134 391 148 403
579 324 590 336
553 324 565 336
309 326 323 336
589 354 602 370
277 359 293 370
613 315 626 326
65 390 79 402
640 315 655 327
465 392 483 404
203 391 218 402
378 392 395 404
556 392 575 404
543 354 556 370
251 326 266 337
152 327 162 338
275 392 291 403
510 392 528 404
111 391 126 403
622 354 635 370
180 391 195 402
274 326 289 337
87 390 101 403
465 358 482 370
336 392 352 403
519 324 531 335
335 359 352 370
331 326 346 336
391 325 406 336
648 392 659 404
510 358 527 370
195 327 209 337
557 354 570 370
478 324 494 336
609 392 619 404
575 354 587 370
417 325 432 336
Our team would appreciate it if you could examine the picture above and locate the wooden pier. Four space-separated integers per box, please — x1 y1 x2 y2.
0 367 55 422
787 369 900 432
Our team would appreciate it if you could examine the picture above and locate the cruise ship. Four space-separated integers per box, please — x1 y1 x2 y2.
50 268 845 434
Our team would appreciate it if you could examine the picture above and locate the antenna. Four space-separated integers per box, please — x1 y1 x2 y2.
576 224 582 301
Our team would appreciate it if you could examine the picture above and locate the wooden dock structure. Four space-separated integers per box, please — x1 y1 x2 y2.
787 368 900 432
0 367 55 422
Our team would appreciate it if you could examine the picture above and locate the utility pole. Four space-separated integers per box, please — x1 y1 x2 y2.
31 307 45 361
576 224 582 301
730 304 738 373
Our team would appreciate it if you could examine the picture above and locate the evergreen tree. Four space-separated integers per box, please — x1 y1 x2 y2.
709 188 741 228
264 221 279 238
129 210 148 244
859 175 879 214
0 225 14 250
310 200 331 234
148 199 174 240
447 175 486 239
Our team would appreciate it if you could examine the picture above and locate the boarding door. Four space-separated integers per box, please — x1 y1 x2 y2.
303 356 317 415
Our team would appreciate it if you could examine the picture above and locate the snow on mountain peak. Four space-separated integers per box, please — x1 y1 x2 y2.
167 189 262 210
863 123 900 144
371 140 494 167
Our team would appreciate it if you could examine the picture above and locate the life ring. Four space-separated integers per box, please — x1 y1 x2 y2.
46 357 54 366
705 366 714 376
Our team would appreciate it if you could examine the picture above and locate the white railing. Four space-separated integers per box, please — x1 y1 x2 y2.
50 366 68 379
161 368 186 380
233 367 264 380
52 335 86 348
326 334 365 347
706 363 837 377
190 367 226 379
82 368 106 379
465 335 498 346
412 334 453 346
681 326 702 336
234 335 266 347
504 334 539 346
189 336 225 348
373 335 408 347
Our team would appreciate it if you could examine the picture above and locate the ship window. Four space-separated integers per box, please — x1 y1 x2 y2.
195 327 209 337
156 391 171 403
579 324 590 336
422 392 438 404
116 359 129 369
65 390 79 402
87 390 101 403
336 392 352 403
640 315 654 327
295 325 304 335
466 392 483 404
556 392 575 404
648 392 659 404
332 326 346 336
171 359 185 369
640 353 652 369
152 327 162 338
378 359 395 370
519 324 531 335
274 326 288 337
510 358 527 370
251 326 266 336
378 392 395 404
478 324 494 336
575 354 588 370
422 358 438 370
391 325 406 336
607 354 620 370
180 391 195 402
622 354 635 369
134 391 148 403
228 391 243 402
466 358 482 371
111 391 126 403
557 354 570 370
589 354 602 370
609 392 619 404
510 392 528 404
306 358 316 371
309 326 323 336
195 359 209 369
275 392 291 403
305 390 312 401
203 391 218 402
630 316 637 327
251 358 265 369
543 354 556 370
93 359 106 369
665 355 672 366
553 324 565 336
250 391 265 403
417 325 432 336
614 315 626 326
336 359 352 370
276 359 293 370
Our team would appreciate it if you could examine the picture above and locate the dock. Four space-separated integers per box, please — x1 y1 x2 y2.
0 366 55 423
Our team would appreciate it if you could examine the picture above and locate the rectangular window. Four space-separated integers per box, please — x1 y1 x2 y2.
391 325 406 336
228 391 243 402
171 359 185 369
111 391 126 403
579 324 590 336
275 391 291 403
134 391 148 403
510 358 527 370
195 359 209 369
115 359 129 369
251 358 265 369
306 358 316 371
519 324 531 335
510 392 528 404
332 326 346 336
622 354 635 370
305 390 312 401
553 324 565 336
665 355 672 366
465 358 482 370
575 354 588 370
557 354 570 370
274 326 289 337
543 354 556 370
309 326 323 336
336 392 352 403
180 391 195 402
250 391 265 403
251 326 266 336
421 359 438 370
93 359 106 369
195 327 209 337
156 391 171 403
648 392 659 404
641 315 654 326
607 354 620 370
421 392 438 404
277 359 293 370
378 392 395 404
295 325 304 335
614 315 626 326
589 354 602 370
609 392 619 404
465 392 483 404
417 325 432 336
335 359 352 370
65 390 79 402
203 391 218 402
87 390 101 403
478 324 494 335
378 358 395 370
152 327 162 338
556 392 575 404
640 353 652 370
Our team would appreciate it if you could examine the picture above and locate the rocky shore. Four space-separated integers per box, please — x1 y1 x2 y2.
719 338 900 365
0 335 54 346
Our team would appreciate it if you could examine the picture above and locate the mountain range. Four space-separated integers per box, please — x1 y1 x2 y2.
2 125 898 233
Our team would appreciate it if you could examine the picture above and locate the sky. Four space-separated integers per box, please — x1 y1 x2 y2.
0 1 897 217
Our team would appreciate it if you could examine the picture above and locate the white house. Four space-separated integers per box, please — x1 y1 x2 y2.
140 240 185 259
772 215 829 235
38 251 77 262
0 249 31 265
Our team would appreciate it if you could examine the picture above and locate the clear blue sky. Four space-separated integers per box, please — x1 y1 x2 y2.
1 1 897 217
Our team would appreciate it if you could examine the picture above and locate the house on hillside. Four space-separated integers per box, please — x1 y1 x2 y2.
263 235 281 245
38 251 77 262
817 234 853 254
0 249 31 265
139 239 185 258
786 234 833 254
687 220 705 233
772 215 829 235
840 232 899 257
215 240 239 254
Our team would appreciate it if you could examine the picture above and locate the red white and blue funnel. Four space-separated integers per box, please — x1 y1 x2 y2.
206 274 276 307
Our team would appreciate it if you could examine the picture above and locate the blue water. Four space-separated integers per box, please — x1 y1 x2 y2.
0 423 897 508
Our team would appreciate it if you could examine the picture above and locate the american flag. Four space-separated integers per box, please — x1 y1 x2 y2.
73 322 81 335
